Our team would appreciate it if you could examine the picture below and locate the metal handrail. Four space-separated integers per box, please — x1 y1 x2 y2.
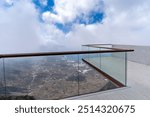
0 49 134 58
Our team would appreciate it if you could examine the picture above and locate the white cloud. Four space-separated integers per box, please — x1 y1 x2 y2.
102 0 150 45
39 23 67 51
0 0 43 53
64 0 150 48
42 0 103 24
5 0 14 5
0 0 71 53
1 0 150 54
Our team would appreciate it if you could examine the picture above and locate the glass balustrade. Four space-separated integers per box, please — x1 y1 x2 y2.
0 46 133 99
82 45 127 86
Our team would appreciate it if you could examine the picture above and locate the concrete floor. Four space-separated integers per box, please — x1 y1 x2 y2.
67 61 150 100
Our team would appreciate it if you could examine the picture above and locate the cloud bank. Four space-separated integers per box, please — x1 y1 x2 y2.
65 0 150 49
0 0 43 53
0 0 150 53
42 0 103 24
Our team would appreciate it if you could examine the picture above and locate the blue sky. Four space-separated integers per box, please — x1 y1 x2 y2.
33 0 54 13
0 0 150 53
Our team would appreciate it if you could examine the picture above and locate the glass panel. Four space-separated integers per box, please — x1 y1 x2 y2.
0 59 5 96
82 45 126 86
4 55 79 99
5 58 34 99
79 53 117 95
88 47 100 68
101 52 126 85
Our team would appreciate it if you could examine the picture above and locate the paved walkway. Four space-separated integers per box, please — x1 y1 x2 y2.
67 61 150 100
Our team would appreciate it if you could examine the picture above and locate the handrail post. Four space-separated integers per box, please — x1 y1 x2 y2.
125 52 127 86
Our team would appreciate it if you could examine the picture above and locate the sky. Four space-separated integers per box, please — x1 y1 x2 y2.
0 0 150 53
